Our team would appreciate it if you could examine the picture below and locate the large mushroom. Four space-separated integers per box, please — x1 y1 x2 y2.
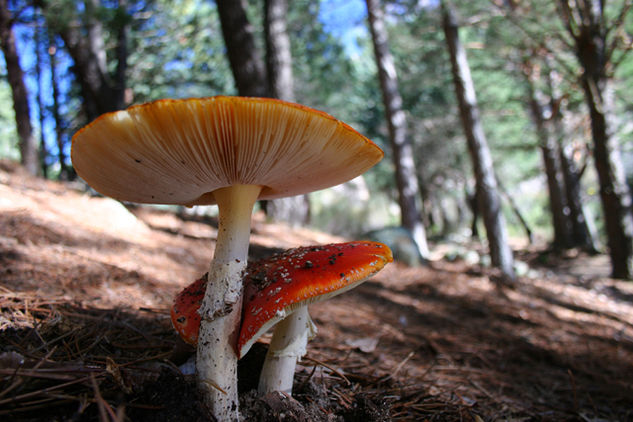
171 241 393 395
71 96 383 420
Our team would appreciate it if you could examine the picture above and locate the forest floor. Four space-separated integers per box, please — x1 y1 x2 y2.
1 159 632 421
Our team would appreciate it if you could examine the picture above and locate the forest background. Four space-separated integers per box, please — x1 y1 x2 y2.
1 0 632 280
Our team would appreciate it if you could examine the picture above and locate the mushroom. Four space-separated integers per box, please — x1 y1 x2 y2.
71 96 383 421
239 241 393 395
170 241 393 395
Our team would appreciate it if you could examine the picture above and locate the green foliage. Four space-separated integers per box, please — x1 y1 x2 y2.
288 1 378 124
127 0 233 101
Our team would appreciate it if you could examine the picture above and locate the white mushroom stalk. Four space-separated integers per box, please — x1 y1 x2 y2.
195 184 261 420
257 306 317 394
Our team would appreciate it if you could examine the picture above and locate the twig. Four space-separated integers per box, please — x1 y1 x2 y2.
380 351 415 382
91 373 109 422
468 379 495 401
330 386 352 409
0 398 74 415
32 328 79 354
303 356 350 385
568 369 579 413
0 345 58 399
117 350 173 367
0 375 94 406
296 362 318 392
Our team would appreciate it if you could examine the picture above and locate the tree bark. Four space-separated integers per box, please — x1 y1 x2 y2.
265 0 294 102
49 36 71 179
524 60 572 249
114 0 128 106
557 0 633 279
263 0 310 226
35 24 49 178
581 75 633 278
546 70 597 252
442 3 515 281
557 139 598 251
468 184 480 239
0 0 39 175
216 0 268 97
366 0 429 259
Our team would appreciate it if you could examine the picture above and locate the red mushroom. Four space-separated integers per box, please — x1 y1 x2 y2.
239 241 392 394
171 241 393 395
238 242 393 356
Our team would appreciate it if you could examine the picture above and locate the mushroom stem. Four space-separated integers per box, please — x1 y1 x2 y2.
258 306 316 395
196 184 262 421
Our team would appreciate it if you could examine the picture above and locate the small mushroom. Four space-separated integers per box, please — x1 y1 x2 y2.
239 241 393 395
73 97 383 420
170 241 392 395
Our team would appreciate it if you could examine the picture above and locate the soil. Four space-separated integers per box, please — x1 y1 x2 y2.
1 159 632 421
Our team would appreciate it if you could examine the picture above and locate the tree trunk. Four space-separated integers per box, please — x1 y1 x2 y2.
524 60 572 249
546 64 597 252
114 0 128 108
581 75 633 278
468 185 480 239
265 0 294 102
216 0 268 97
558 0 633 279
0 0 39 175
49 36 71 180
557 139 598 251
35 24 49 178
263 0 310 226
365 0 429 259
442 3 515 281
41 0 128 121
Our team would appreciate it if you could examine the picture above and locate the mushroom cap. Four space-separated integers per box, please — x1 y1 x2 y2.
237 241 393 358
71 96 384 206
171 275 207 346
168 242 392 352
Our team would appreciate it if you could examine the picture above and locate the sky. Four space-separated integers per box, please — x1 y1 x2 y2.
319 0 368 57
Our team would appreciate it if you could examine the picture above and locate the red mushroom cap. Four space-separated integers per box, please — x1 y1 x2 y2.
169 242 392 353
171 275 207 346
237 241 392 358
